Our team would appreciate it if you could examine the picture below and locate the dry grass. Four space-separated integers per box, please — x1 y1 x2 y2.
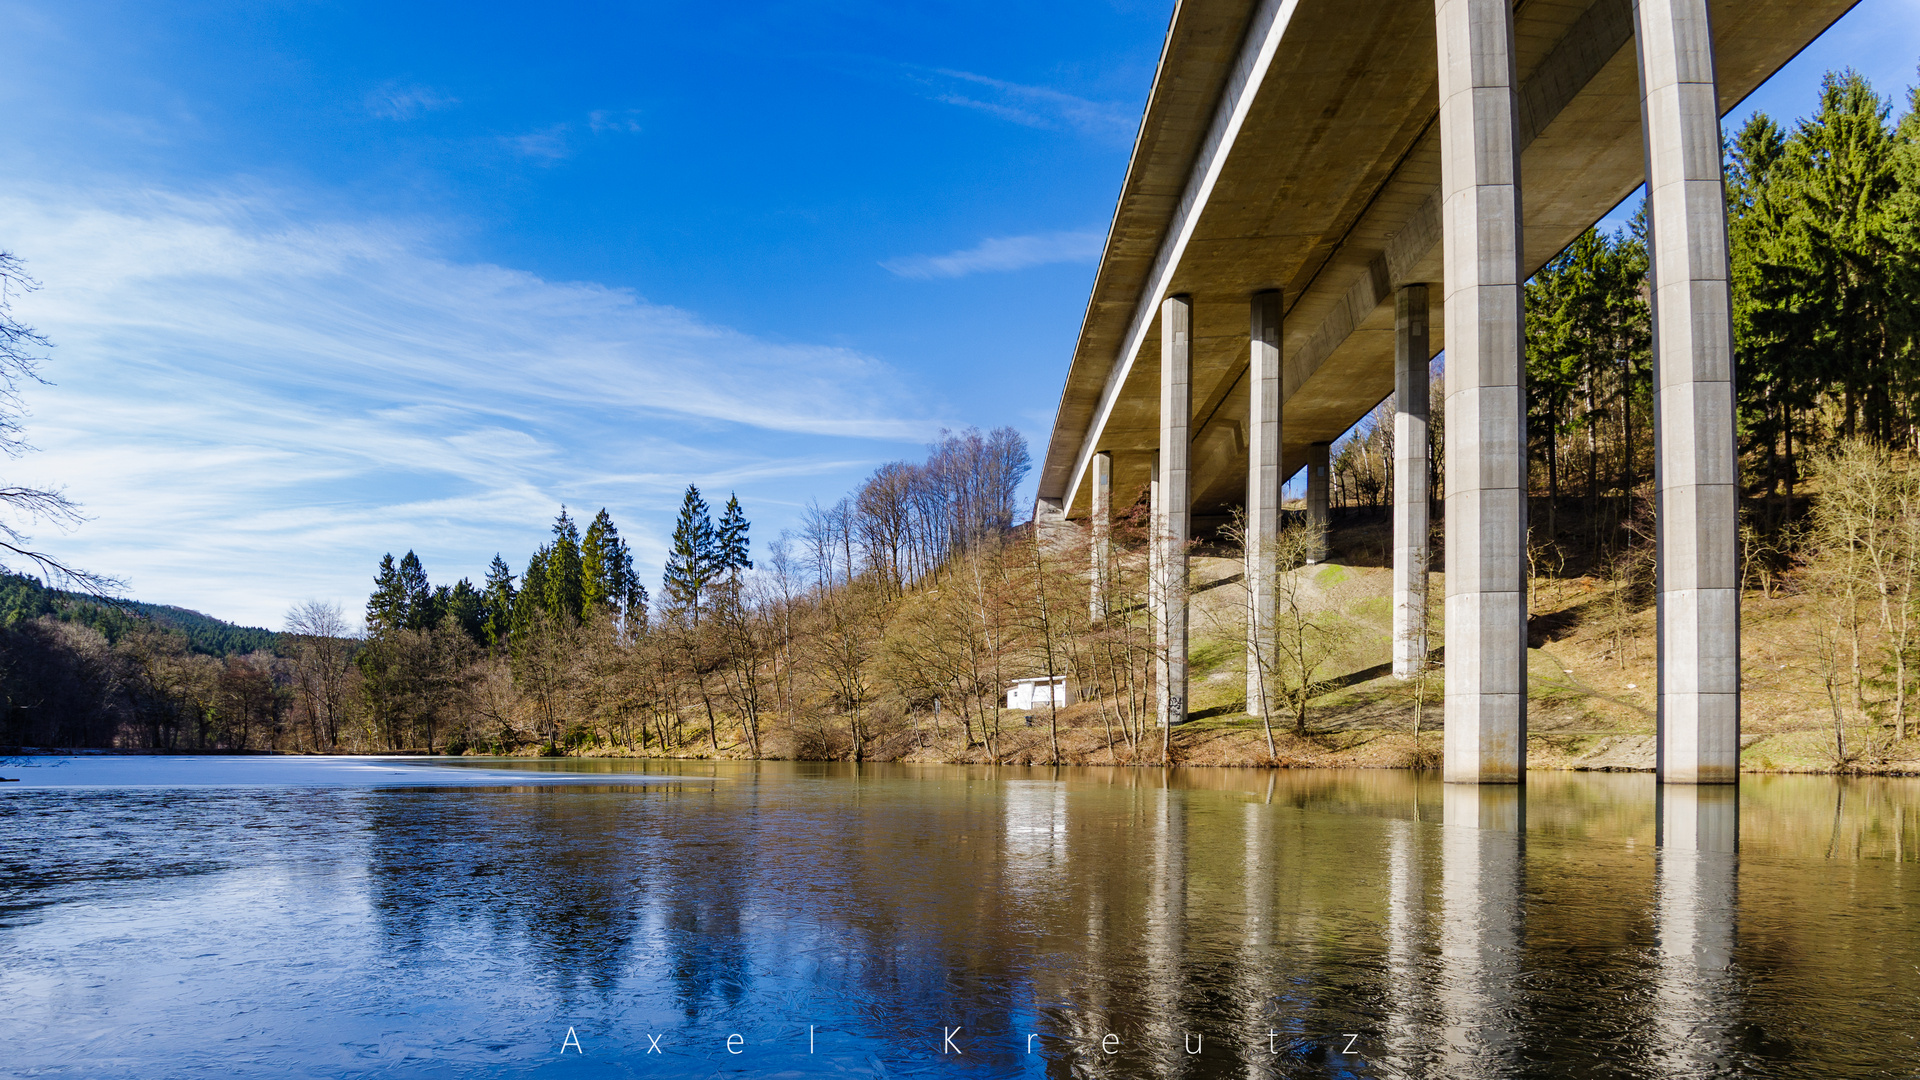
556 518 1920 773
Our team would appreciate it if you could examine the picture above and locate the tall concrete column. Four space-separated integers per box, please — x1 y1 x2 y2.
1436 0 1528 784
1305 441 1331 565
1157 295 1193 727
1246 290 1283 717
1149 452 1163 712
1394 285 1433 680
1090 450 1113 621
1635 0 1740 785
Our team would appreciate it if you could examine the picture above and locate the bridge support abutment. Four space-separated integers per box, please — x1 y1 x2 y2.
1246 291 1283 718
1393 284 1432 680
1437 0 1527 784
1635 0 1741 784
1155 295 1192 727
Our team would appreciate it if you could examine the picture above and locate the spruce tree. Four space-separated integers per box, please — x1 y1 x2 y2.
482 554 517 646
420 583 451 631
581 508 637 615
518 546 551 636
663 485 715 617
397 551 432 630
1757 71 1904 442
1730 112 1797 496
366 553 407 637
582 509 612 609
446 578 485 643
716 494 752 575
545 508 586 624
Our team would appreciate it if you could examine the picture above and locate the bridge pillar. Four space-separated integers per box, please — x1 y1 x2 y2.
1090 450 1113 621
1394 284 1432 680
1156 295 1192 726
1436 0 1527 783
1246 291 1283 718
1634 0 1741 784
1306 441 1331 565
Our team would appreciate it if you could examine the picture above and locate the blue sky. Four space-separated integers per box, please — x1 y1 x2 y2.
0 0 1915 628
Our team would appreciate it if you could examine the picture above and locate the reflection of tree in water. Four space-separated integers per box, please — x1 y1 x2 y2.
361 789 641 993
337 766 1920 1077
658 830 749 1018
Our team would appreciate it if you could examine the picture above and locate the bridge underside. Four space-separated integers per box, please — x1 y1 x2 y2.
1044 0 1862 784
1041 0 1855 529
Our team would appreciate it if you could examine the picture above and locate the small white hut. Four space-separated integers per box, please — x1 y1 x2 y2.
1006 675 1073 709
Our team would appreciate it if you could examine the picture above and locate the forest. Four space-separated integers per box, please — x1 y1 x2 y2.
5 67 1920 765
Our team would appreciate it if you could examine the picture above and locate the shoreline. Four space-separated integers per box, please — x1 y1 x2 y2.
11 729 1920 777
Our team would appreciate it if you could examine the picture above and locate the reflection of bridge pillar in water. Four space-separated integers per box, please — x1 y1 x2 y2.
1439 785 1524 1072
1146 780 1187 1077
1651 784 1738 1074
1236 801 1274 1077
1379 818 1426 1074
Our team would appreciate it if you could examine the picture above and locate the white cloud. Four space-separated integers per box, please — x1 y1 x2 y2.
0 182 933 624
913 69 1134 141
507 124 572 160
588 109 643 134
366 84 460 121
882 229 1104 279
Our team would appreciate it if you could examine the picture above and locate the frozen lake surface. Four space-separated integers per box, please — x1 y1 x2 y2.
4 759 1918 1077
0 753 692 788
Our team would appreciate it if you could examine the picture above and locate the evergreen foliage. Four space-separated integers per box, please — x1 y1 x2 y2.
717 494 752 576
1747 71 1915 448
545 509 586 624
582 508 641 619
366 554 406 636
397 552 433 630
482 555 517 646
446 578 485 642
663 485 716 617
0 573 278 656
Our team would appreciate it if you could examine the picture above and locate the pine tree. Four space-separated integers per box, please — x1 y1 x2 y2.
1756 71 1904 441
518 546 551 636
482 554 517 646
716 494 752 576
421 584 451 631
582 509 612 609
366 553 407 637
663 485 715 617
397 551 432 630
545 508 585 624
1730 112 1799 501
446 578 485 643
581 508 638 616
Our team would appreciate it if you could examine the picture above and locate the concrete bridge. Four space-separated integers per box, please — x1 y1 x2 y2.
1038 0 1861 784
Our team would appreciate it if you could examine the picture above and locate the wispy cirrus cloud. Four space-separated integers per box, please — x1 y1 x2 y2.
505 109 644 161
0 182 933 624
882 229 1103 279
506 123 572 160
366 83 460 120
588 109 643 134
909 68 1134 141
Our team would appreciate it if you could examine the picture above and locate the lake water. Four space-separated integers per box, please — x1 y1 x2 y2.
3 756 1917 1078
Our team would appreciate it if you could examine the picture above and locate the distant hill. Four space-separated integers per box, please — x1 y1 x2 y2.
0 574 280 656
